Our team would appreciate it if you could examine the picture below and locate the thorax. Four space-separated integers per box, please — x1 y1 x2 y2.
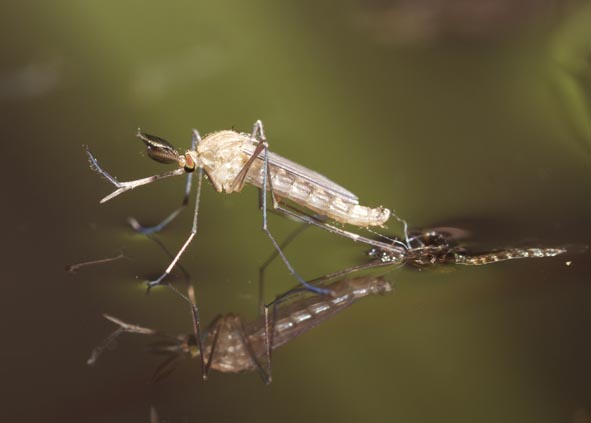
197 130 253 193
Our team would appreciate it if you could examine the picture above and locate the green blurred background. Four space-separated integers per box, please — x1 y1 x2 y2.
1 1 590 422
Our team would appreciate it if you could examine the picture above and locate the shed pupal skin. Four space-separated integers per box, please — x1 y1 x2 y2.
181 130 391 227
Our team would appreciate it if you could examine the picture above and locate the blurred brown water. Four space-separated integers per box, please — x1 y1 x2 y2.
1 1 590 422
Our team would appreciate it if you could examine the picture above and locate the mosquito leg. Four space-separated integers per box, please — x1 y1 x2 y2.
137 199 209 379
145 235 191 283
127 170 191 234
256 206 333 313
258 182 408 261
146 168 203 292
128 130 202 235
272 202 408 264
142 233 207 376
227 120 332 296
86 147 185 203
253 122 332 297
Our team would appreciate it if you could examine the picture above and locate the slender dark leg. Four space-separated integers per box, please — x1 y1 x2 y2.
262 300 278 384
271 203 408 262
203 316 224 378
258 280 331 384
251 120 332 296
230 120 409 283
151 354 183 383
163 283 206 379
143 233 208 379
128 130 202 235
145 235 191 283
146 167 203 291
257 223 310 314
237 316 272 384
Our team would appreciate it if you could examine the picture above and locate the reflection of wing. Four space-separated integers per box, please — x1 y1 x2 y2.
241 141 359 202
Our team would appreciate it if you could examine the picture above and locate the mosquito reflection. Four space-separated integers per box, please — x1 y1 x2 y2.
88 275 393 384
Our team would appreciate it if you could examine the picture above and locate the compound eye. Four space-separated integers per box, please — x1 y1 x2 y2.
183 153 196 173
136 131 180 164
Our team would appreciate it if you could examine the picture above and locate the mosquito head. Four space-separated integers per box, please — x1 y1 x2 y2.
182 151 198 173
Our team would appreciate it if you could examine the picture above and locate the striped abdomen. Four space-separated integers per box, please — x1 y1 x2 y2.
245 160 390 227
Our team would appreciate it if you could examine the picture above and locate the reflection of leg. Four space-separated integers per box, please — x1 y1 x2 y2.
86 315 160 366
237 316 273 384
146 168 203 292
257 223 310 314
203 315 223 378
141 233 207 379
259 132 333 296
165 283 207 379
230 120 333 296
128 130 201 235
151 353 184 383
258 282 323 384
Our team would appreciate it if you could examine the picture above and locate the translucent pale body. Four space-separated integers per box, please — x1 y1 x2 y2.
194 130 390 227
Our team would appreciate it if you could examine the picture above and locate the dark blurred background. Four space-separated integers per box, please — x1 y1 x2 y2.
1 1 590 422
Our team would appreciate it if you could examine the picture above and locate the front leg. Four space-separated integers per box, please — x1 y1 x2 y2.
145 167 204 293
86 147 184 203
128 129 202 235
255 123 332 296
230 120 268 193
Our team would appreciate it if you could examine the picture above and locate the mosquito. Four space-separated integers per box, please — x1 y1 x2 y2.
86 121 408 295
88 275 393 384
